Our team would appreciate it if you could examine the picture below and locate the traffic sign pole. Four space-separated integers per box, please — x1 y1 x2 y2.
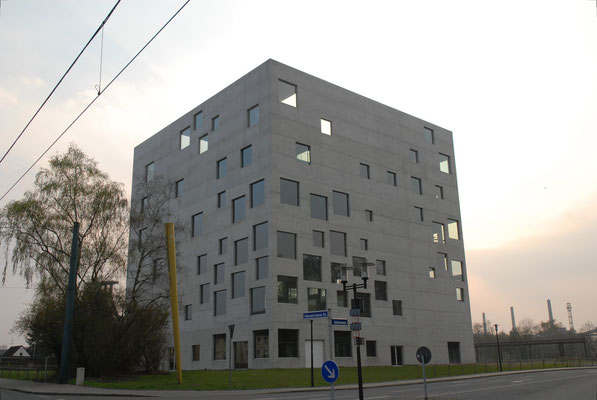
327 309 335 400
422 361 427 400
310 319 314 387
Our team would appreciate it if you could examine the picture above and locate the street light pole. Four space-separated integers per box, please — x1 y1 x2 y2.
352 282 364 400
494 324 503 372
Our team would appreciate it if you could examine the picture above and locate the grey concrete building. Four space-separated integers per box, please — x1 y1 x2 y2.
128 59 474 370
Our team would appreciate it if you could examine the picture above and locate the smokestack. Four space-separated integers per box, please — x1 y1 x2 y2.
547 299 554 326
510 306 516 332
482 313 487 335
566 303 574 331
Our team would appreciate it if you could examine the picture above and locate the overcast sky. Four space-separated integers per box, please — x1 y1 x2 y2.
0 0 596 346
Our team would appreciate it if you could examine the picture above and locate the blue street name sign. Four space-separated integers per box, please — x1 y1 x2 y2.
321 360 339 383
303 311 329 319
332 318 348 326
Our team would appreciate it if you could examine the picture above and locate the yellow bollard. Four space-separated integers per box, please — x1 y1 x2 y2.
165 222 183 384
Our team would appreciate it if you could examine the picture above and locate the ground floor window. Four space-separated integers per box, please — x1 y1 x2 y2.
334 331 352 357
214 334 226 360
390 345 403 365
366 340 377 357
448 341 461 363
192 345 200 361
254 329 269 358
278 329 299 357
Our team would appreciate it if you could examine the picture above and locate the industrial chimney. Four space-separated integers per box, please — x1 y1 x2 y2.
510 306 517 332
547 299 554 326
566 303 574 331
482 313 487 335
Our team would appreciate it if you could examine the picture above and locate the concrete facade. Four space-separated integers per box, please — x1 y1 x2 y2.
129 59 474 370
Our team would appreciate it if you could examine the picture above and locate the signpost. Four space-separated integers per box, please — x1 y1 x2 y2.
304 311 329 387
322 359 339 400
416 346 432 400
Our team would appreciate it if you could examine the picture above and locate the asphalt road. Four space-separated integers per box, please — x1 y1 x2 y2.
1 368 596 400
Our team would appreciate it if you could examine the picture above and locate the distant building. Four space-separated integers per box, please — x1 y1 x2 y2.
128 59 474 370
2 345 30 358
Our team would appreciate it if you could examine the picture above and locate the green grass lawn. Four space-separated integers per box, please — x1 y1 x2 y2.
83 359 596 391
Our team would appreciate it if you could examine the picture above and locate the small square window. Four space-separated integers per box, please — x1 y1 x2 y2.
360 238 368 251
145 162 154 183
217 191 225 208
303 254 322 282
175 179 184 198
366 341 377 357
213 334 226 359
365 210 373 222
253 221 268 251
451 260 464 280
241 145 253 168
192 212 203 237
313 230 324 248
435 185 444 199
374 281 387 301
194 111 203 130
456 288 465 302
248 105 259 127
448 219 460 240
360 163 370 179
212 115 220 131
277 275 298 304
429 267 436 278
277 231 296 259
409 149 419 163
256 256 268 280
217 158 227 179
332 191 349 217
254 329 269 358
219 237 227 255
199 134 208 154
280 178 299 206
214 289 227 316
415 206 424 221
192 344 200 361
424 127 435 144
337 290 348 307
296 143 311 163
251 180 265 207
234 238 248 265
197 254 207 275
376 260 386 276
232 271 246 298
214 263 225 285
232 196 246 223
184 304 192 320
392 300 403 316
141 197 148 213
330 231 347 257
310 194 328 220
307 288 326 311
180 127 191 150
200 283 210 304
279 80 297 107
438 252 448 271
433 222 446 244
251 286 266 314
387 171 397 186
411 177 422 195
439 153 451 174
321 118 332 136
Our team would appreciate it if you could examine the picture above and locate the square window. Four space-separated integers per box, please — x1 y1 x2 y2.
256 256 268 280
296 143 311 163
248 105 259 127
251 179 265 207
374 281 387 301
303 254 322 282
254 329 269 358
334 331 352 357
145 162 154 183
310 194 328 220
194 111 203 130
175 179 184 198
214 290 227 316
360 163 370 179
451 260 464 280
448 219 460 240
392 300 403 316
184 304 192 320
232 196 246 223
192 212 203 237
251 286 266 314
360 238 368 251
352 256 366 277
331 263 343 284
337 290 348 307
280 178 299 206
277 231 296 259
456 288 465 302
277 275 298 304
411 177 422 195
409 149 419 163
415 206 424 221
433 222 446 243
212 115 220 131
435 185 444 199
391 346 404 366
213 334 226 360
439 153 451 174
217 191 225 208
307 288 326 311
241 145 252 168
141 196 148 213
313 230 324 248
192 344 200 361
253 221 268 251
366 341 377 357
424 127 435 144
429 267 436 278
219 237 227 255
234 238 248 265
438 252 448 271
321 118 332 135
329 231 346 257
197 254 207 275
200 283 210 304
278 329 299 357
387 171 397 186
180 127 191 150
332 191 349 217
355 292 371 318
279 80 297 107
232 271 246 298
217 158 227 179
376 260 386 276
199 134 208 154
365 210 373 222
214 263 225 285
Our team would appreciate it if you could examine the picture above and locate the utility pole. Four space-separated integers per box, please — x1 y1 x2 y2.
494 324 503 372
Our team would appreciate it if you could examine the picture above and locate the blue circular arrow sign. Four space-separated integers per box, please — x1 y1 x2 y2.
321 360 339 383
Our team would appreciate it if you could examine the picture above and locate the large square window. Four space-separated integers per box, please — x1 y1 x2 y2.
180 127 190 150
184 304 192 320
366 341 377 357
217 158 227 179
374 281 387 301
251 179 265 207
194 111 203 129
254 329 269 358
280 178 299 206
199 134 208 154
433 222 446 244
175 179 184 198
278 329 299 357
214 290 227 316
200 283 210 304
376 259 386 276
235 238 248 265
212 115 220 131
232 271 246 298
145 162 154 183
321 118 332 135
277 231 296 259
337 290 348 307
256 256 268 280
447 219 460 240
310 194 328 220
303 255 322 282
329 231 346 257
296 143 311 163
424 127 434 144
334 331 351 357
352 256 366 277
387 171 397 186
232 196 246 223
313 230 324 248
411 177 422 195
451 260 464 280
356 293 371 317
410 149 419 163
393 300 403 316
360 163 370 179
435 185 444 199
197 254 207 275
253 221 268 250
307 288 326 311
213 334 226 360
331 263 343 284
248 105 259 127
332 191 349 216
360 238 368 251
279 80 297 107
277 275 297 304
241 145 253 167
251 286 266 314
214 263 225 284
439 153 451 174
192 212 203 237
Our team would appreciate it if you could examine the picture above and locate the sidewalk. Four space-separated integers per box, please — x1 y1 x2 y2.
2 366 596 397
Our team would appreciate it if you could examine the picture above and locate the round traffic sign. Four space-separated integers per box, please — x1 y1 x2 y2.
416 346 432 364
321 360 339 383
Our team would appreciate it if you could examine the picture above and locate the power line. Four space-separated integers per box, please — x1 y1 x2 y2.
0 0 122 165
0 0 191 202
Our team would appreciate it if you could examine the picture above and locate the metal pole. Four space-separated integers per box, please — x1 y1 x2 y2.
494 324 502 372
310 319 314 387
165 223 183 384
327 308 335 400
59 222 79 384
422 362 428 400
353 283 364 400
228 324 234 389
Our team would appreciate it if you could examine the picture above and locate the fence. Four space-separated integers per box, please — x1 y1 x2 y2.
0 364 59 381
